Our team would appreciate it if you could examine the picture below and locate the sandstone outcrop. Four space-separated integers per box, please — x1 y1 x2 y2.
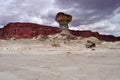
55 12 72 30
55 12 76 40
0 22 59 39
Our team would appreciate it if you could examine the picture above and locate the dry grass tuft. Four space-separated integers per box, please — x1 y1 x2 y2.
50 41 60 47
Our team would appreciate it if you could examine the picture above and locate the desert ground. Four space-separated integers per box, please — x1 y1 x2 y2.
0 38 120 80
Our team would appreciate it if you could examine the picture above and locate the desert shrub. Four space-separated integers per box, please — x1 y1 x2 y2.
37 35 48 41
85 40 96 48
10 37 16 40
50 41 60 47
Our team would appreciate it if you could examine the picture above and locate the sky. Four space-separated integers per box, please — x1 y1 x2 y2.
0 0 120 36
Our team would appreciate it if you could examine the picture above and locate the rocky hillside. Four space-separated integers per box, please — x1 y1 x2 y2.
0 22 60 39
0 22 120 41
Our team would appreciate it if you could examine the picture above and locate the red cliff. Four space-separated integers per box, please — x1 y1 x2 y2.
1 22 60 39
0 22 120 41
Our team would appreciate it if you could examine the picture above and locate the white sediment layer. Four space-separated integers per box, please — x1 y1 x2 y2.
0 39 120 80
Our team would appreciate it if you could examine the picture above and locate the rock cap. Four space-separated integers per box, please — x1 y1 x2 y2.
55 12 72 23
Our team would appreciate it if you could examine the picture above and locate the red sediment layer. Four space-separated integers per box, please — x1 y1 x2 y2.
0 22 120 41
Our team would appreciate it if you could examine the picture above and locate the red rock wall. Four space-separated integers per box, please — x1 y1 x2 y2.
2 22 60 39
70 30 120 41
0 28 4 39
0 22 120 41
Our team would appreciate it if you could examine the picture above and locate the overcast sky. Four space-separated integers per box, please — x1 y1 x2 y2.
0 0 120 36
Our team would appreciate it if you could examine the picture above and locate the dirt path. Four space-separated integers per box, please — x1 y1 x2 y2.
0 54 120 80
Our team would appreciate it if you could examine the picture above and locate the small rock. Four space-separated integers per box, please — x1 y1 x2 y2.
86 40 96 48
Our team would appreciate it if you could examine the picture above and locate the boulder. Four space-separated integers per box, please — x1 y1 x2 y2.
85 40 96 48
82 37 100 48
55 12 72 23
84 37 101 44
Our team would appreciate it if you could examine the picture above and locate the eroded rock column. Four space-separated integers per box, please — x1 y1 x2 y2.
55 12 72 30
55 12 76 39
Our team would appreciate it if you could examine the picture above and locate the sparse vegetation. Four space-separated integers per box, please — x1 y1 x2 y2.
85 40 96 48
37 35 48 41
10 37 16 40
50 41 60 47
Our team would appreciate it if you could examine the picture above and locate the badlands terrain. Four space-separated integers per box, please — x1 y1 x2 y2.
0 38 120 80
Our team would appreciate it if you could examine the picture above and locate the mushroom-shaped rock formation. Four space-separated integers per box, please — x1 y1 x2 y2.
55 12 72 30
55 12 76 40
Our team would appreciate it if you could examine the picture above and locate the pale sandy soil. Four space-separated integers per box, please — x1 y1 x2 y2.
0 39 120 80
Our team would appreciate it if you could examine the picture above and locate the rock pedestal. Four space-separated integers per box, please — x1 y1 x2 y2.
59 21 69 30
55 12 72 30
55 12 76 39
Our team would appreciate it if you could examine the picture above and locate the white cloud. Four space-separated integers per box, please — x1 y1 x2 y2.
70 13 120 36
0 0 55 26
0 0 120 37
